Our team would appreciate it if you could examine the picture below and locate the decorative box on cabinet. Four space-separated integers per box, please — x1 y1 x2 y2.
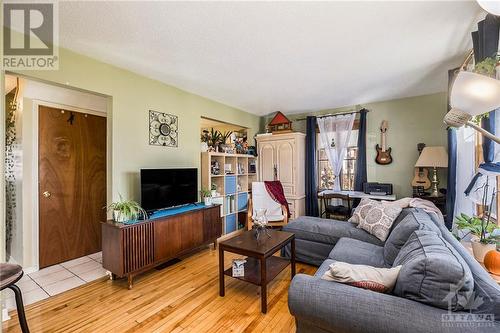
102 204 221 289
256 132 306 219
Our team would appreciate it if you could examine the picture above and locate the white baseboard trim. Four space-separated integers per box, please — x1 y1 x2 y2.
22 266 38 274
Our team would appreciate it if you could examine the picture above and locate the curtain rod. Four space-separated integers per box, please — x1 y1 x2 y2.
294 108 369 121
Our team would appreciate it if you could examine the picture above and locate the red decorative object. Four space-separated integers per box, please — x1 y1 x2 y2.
267 111 292 133
484 250 500 276
264 180 290 217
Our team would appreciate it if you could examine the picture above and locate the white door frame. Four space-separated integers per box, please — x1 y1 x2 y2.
32 100 108 271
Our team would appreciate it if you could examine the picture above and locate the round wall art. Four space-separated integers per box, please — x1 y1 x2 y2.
149 110 178 147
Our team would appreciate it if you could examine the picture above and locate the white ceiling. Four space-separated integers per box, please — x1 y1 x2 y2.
57 1 483 115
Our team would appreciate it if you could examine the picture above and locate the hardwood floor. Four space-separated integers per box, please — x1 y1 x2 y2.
3 247 316 332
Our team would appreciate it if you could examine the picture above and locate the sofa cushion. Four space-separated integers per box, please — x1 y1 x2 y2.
384 210 441 265
388 207 418 232
282 238 335 267
329 238 387 268
314 259 335 278
393 230 474 311
357 203 402 241
283 216 383 246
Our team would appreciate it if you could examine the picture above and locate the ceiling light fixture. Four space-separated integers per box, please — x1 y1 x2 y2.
444 71 500 144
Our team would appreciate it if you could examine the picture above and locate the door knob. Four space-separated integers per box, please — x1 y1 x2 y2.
42 191 51 198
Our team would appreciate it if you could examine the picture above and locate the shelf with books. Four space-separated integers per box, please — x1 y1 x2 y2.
201 152 257 236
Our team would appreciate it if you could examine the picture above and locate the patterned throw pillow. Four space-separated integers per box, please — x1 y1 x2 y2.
348 198 380 224
322 261 402 293
357 203 403 241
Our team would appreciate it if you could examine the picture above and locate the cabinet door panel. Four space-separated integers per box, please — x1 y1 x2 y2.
154 217 182 261
276 140 295 193
259 142 276 181
181 211 204 251
203 206 222 241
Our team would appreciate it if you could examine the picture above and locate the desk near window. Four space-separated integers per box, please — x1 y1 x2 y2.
318 190 397 201
318 190 397 220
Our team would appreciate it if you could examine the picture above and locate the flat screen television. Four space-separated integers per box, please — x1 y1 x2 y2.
140 168 198 212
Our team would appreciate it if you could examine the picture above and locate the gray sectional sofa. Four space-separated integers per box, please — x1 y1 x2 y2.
282 208 500 333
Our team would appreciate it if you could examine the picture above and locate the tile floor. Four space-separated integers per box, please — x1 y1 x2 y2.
2 252 108 312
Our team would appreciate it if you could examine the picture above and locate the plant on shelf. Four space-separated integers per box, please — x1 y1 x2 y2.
200 188 212 205
211 183 217 197
209 128 222 150
455 213 497 244
219 131 233 153
107 195 147 223
454 179 499 262
220 131 233 144
200 129 210 152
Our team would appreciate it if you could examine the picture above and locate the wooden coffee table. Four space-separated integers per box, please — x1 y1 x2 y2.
218 229 295 313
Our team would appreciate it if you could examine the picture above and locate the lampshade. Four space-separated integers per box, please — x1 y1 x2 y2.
415 146 448 168
477 0 500 15
450 71 500 116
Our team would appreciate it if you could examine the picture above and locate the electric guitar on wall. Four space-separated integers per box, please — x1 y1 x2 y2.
375 120 393 165
411 143 431 189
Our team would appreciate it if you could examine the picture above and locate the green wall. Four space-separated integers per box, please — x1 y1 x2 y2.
12 47 261 202
264 93 449 198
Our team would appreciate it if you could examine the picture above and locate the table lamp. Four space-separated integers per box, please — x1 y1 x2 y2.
415 146 448 197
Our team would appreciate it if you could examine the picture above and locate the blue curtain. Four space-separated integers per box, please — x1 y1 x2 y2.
305 116 319 216
354 109 367 192
482 113 496 163
446 128 457 230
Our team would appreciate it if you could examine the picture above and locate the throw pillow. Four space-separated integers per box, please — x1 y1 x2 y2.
322 261 401 293
357 202 402 241
393 230 474 311
348 198 380 224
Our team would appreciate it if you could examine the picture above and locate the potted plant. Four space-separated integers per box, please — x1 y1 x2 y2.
200 188 212 205
208 128 222 152
455 213 499 262
107 195 147 223
200 129 210 152
211 183 217 197
219 130 233 152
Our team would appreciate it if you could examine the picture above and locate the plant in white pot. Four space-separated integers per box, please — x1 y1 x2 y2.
211 183 217 197
107 195 148 224
200 188 212 206
455 213 499 262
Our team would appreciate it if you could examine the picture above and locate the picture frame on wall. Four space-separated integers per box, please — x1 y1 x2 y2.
149 110 178 147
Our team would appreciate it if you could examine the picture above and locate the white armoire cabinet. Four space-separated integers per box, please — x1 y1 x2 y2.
256 132 306 219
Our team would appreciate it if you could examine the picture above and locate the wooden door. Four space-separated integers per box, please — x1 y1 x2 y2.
258 142 276 181
276 140 295 196
39 106 106 268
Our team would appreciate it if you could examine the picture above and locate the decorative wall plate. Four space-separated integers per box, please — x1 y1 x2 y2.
149 110 178 147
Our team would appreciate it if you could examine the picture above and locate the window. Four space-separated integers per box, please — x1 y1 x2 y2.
317 130 358 190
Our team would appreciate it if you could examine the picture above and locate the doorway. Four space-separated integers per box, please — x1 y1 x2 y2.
38 105 106 268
